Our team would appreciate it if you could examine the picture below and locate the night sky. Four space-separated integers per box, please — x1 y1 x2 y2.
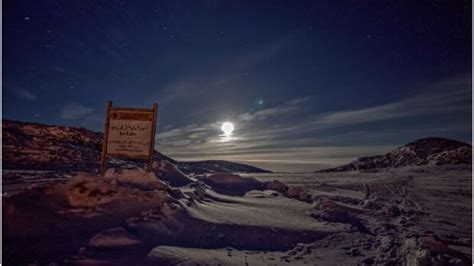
3 1 472 171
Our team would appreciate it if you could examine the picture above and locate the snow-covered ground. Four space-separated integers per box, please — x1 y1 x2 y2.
3 165 472 265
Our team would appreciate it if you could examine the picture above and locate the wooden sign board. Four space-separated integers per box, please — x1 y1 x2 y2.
100 101 158 175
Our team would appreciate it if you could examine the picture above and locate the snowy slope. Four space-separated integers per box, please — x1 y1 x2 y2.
319 137 471 172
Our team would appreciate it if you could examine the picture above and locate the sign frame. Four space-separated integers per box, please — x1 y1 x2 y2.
100 101 158 175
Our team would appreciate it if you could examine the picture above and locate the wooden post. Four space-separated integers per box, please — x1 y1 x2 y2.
100 101 112 176
147 103 158 172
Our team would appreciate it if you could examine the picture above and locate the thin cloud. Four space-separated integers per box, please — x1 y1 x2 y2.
230 38 291 70
60 104 94 120
16 88 38 102
154 75 471 170
316 80 471 128
237 96 310 122
157 38 292 105
235 75 471 139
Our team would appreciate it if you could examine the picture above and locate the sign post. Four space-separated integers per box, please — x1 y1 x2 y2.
100 101 158 176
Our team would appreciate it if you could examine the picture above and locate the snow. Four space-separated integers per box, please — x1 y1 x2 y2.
3 165 472 265
182 189 343 232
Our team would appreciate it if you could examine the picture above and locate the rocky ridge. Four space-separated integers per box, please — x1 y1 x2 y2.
319 137 471 172
2 119 270 174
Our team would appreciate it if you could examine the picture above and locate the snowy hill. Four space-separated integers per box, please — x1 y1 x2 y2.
2 119 270 174
319 137 471 172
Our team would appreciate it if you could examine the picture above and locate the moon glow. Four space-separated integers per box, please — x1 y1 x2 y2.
221 122 234 136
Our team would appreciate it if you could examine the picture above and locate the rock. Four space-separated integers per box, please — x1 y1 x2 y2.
427 146 472 165
153 160 194 187
109 179 117 186
267 180 288 193
420 236 449 253
431 254 446 266
386 205 401 217
3 119 270 175
415 249 431 266
286 186 311 202
360 257 375 265
320 198 349 220
361 199 379 210
448 258 465 266
169 188 185 199
200 174 265 196
65 175 118 207
104 168 169 190
286 186 302 197
379 236 395 253
45 172 169 208
189 181 210 199
420 236 470 264
299 193 311 202
89 227 142 249
346 247 361 256
318 137 471 172
319 198 367 219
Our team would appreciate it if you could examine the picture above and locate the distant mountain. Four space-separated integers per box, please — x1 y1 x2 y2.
178 160 270 174
319 137 472 172
2 119 270 174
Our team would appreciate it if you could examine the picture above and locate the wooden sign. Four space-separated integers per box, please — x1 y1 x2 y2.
100 101 158 175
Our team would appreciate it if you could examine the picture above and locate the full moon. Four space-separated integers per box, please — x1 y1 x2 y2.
221 122 234 136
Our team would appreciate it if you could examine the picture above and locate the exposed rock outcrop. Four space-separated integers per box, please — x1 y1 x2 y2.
2 119 270 174
200 174 265 196
319 137 471 172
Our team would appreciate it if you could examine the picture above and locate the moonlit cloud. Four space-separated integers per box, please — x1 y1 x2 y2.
237 96 310 122
155 75 471 171
313 76 471 129
155 38 293 110
16 89 38 102
3 1 470 172
60 104 94 120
